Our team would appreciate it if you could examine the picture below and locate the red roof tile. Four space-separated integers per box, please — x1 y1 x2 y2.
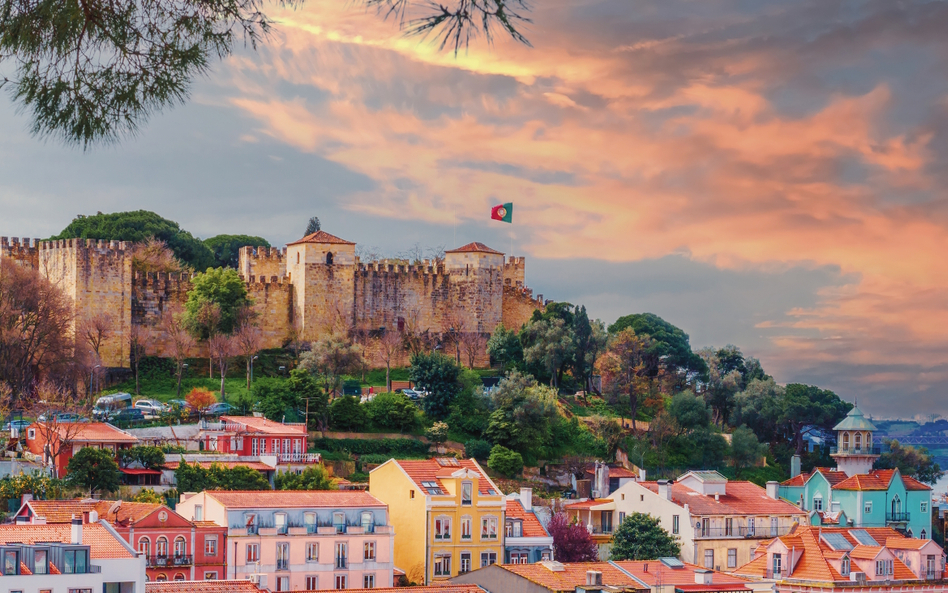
564 499 612 510
500 561 640 591
391 458 500 496
218 416 307 436
287 230 354 245
25 499 169 525
0 523 132 558
639 481 807 517
309 587 484 593
30 422 138 443
613 561 749 588
445 242 503 255
146 581 263 593
206 490 386 509
505 499 550 538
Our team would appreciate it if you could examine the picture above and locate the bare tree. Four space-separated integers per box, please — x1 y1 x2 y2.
375 328 404 392
163 307 195 399
426 244 446 267
128 324 146 396
0 260 75 406
130 238 183 273
234 319 263 389
401 299 432 358
196 302 222 378
460 332 487 368
208 334 237 400
301 337 364 398
28 380 92 478
79 312 113 363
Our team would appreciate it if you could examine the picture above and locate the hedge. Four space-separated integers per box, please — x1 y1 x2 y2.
310 438 430 456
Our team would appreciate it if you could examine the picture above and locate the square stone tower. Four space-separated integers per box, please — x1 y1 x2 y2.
444 242 505 333
286 230 357 340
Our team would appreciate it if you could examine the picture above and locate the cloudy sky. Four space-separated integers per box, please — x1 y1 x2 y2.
2 0 947 419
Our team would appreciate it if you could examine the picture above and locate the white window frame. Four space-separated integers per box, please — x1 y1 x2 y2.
204 571 218 580
434 553 452 576
305 576 318 590
460 516 472 540
865 501 872 514
813 496 823 511
481 515 498 540
434 516 452 540
204 535 217 556
364 541 376 561
704 549 714 569
363 574 375 588
672 515 679 535
922 501 929 513
728 548 737 568
246 543 259 563
460 551 472 573
306 542 319 562
480 551 497 567
461 481 473 505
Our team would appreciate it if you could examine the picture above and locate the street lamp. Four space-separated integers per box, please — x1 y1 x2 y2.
250 355 259 384
90 364 101 399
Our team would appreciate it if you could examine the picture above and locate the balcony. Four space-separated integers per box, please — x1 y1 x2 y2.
886 511 910 523
277 453 320 464
695 525 795 539
830 445 881 456
589 526 613 535
147 555 192 568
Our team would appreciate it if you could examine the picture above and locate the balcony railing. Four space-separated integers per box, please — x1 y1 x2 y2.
886 511 910 523
335 557 347 569
277 453 320 463
695 525 795 539
830 445 881 455
147 555 192 568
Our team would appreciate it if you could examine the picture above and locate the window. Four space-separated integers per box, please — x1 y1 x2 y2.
261 439 267 454
34 549 47 575
770 517 779 537
922 502 929 513
283 438 291 455
305 512 317 534
435 516 452 540
276 543 290 571
205 535 217 556
335 542 348 569
27 428 35 439
773 553 782 576
461 516 472 540
460 552 472 573
326 252 334 265
156 537 168 557
273 439 280 455
480 551 497 567
362 511 374 533
204 572 218 580
704 550 714 569
275 512 288 535
364 541 376 560
813 496 823 511
874 560 893 576
672 515 679 535
855 432 862 450
481 516 498 539
728 548 737 568
422 481 444 495
174 536 187 558
434 553 452 576
725 518 733 536
461 481 473 505
63 549 87 574
139 537 151 557
246 514 258 535
276 576 289 592
511 551 529 564
174 573 186 581
251 438 258 455
618 511 626 525
841 556 850 576
410 489 415 499
922 529 928 540
334 575 347 589
306 576 318 590
306 542 319 562
748 517 755 536
297 252 300 264
333 511 346 533
363 574 375 588
865 501 873 514
246 543 259 563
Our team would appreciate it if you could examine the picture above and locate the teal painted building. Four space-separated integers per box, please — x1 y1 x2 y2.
778 404 933 539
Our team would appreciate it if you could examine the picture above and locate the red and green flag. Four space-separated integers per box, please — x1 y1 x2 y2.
491 202 513 223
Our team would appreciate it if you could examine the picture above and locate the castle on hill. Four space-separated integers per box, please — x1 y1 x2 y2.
0 230 545 369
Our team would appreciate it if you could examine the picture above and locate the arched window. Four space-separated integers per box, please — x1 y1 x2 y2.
156 574 168 582
174 536 187 557
156 536 169 558
855 432 862 451
842 432 850 450
174 573 186 581
892 495 902 516
326 252 334 265
922 530 928 540
139 537 151 557
867 432 873 446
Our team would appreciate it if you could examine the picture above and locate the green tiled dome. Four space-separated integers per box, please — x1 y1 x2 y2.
833 404 877 431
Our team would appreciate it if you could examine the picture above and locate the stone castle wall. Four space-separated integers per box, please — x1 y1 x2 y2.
0 235 545 370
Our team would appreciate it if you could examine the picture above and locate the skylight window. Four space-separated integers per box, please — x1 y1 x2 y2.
822 533 854 551
850 530 879 547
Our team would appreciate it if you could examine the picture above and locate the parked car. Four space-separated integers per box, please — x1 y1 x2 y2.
204 402 234 416
133 399 168 417
402 389 421 400
2 420 30 431
92 392 132 420
108 408 145 423
37 412 82 423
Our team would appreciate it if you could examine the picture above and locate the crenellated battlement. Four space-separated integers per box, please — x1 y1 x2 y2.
240 274 290 286
0 237 41 249
357 260 447 277
35 238 130 251
238 244 286 280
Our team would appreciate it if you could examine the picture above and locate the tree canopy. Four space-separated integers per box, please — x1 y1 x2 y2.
183 267 250 337
608 313 707 382
409 352 461 420
52 211 214 270
547 512 598 563
174 460 270 491
878 440 944 485
275 464 336 490
204 234 270 269
610 513 681 561
67 447 121 496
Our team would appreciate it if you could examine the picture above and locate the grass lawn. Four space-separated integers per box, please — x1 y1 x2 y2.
106 375 251 403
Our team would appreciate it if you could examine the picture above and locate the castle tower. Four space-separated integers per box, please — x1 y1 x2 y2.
444 242 505 333
286 230 356 340
831 403 879 477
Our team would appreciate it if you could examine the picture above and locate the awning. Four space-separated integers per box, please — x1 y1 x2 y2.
119 468 162 475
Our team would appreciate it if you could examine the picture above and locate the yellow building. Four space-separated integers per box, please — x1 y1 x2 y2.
369 457 505 584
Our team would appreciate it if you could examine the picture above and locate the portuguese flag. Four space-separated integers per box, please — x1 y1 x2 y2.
491 202 513 223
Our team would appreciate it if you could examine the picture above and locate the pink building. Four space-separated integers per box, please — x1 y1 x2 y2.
176 490 395 591
199 416 315 461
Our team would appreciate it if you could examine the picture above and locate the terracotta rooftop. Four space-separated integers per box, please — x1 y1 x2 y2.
584 466 638 479
29 421 138 443
564 498 613 510
500 560 748 592
781 467 850 488
833 469 931 491
146 581 263 593
639 481 807 516
505 499 551 538
163 460 274 471
735 525 845 582
216 415 307 435
445 242 503 255
613 560 749 588
205 490 386 509
0 523 133 559
306 587 485 593
24 499 171 526
287 230 355 246
387 458 500 496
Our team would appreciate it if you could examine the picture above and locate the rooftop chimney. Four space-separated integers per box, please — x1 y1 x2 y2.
70 515 82 545
766 481 779 500
658 479 672 501
638 468 647 482
695 570 713 585
520 488 533 512
790 455 801 479
586 570 603 586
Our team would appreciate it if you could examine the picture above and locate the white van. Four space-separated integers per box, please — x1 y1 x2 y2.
93 392 132 420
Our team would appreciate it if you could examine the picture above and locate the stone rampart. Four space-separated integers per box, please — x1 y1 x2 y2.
238 245 286 280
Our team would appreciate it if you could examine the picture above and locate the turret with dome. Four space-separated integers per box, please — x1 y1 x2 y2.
830 403 880 477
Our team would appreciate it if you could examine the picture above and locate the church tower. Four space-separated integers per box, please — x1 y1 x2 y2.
831 403 879 477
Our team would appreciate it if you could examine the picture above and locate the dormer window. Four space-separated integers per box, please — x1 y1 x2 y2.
3 550 17 575
842 556 850 576
63 548 88 574
422 481 443 495
275 512 288 535
33 549 48 575
813 495 823 511
461 481 473 505
333 512 346 533
246 514 258 535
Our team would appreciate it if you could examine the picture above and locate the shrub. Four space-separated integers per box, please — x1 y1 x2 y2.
488 445 523 477
364 392 418 432
465 439 492 460
186 387 216 410
329 396 365 431
310 438 430 457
